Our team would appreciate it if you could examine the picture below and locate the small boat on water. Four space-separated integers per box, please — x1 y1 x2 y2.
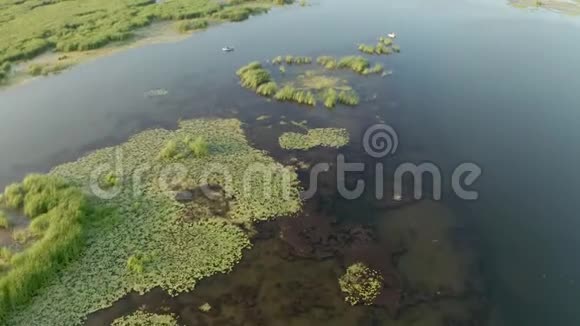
222 46 234 52
387 32 397 39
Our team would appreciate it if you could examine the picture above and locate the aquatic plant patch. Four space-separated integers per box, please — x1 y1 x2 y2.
112 310 179 326
279 128 350 150
339 262 384 306
358 36 401 56
236 60 368 108
5 119 301 325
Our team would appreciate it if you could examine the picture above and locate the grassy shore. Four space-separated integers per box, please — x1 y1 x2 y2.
0 0 293 85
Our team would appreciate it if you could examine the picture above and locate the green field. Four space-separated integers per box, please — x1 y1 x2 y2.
0 0 289 81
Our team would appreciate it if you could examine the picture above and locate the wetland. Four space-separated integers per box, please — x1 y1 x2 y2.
1 0 580 325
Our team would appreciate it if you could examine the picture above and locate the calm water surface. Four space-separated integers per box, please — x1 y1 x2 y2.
1 0 580 324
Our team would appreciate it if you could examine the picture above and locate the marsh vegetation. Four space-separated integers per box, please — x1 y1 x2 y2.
237 57 375 108
0 0 293 84
111 310 178 326
279 128 349 150
4 119 301 325
358 35 401 56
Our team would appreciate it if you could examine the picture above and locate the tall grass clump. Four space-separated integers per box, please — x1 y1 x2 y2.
274 85 297 101
337 56 371 74
358 37 399 56
0 174 104 323
362 63 384 75
338 90 360 106
257 81 278 96
236 62 272 91
158 139 179 160
323 89 338 108
0 211 9 229
292 90 316 106
317 56 337 69
0 247 11 270
187 136 209 158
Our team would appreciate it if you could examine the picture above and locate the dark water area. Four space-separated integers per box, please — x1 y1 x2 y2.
1 0 580 324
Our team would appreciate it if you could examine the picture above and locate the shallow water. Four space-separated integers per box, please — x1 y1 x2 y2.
1 0 580 324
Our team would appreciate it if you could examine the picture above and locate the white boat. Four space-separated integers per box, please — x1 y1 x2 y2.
387 32 397 39
222 46 234 52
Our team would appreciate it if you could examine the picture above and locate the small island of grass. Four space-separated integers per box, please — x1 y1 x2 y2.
279 128 350 150
236 61 364 108
358 35 401 56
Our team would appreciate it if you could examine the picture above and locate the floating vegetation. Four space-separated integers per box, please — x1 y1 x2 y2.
6 119 301 325
272 55 313 65
145 88 169 98
273 85 316 106
199 302 212 312
0 211 8 229
256 115 271 121
358 35 400 56
279 128 349 150
338 262 384 306
112 310 179 326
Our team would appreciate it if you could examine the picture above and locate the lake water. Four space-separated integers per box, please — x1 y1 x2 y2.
1 0 579 324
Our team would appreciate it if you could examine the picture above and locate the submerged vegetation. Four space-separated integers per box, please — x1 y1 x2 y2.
279 128 350 150
0 0 293 83
112 310 179 326
5 119 301 325
338 262 384 306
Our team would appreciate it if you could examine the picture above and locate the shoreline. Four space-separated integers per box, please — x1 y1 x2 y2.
0 1 296 91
